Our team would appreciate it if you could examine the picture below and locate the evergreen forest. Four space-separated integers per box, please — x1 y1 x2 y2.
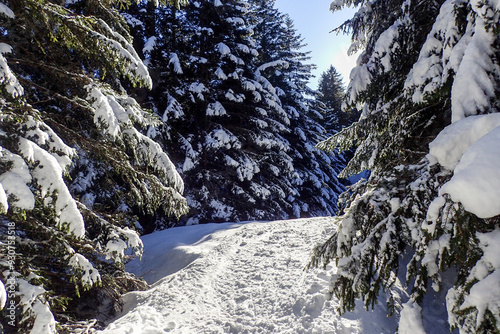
0 0 499 333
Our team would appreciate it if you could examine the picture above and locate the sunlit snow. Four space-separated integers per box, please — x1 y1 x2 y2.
101 218 408 334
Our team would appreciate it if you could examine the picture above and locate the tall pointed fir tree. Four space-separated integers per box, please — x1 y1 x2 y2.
125 0 347 227
309 0 500 333
249 0 347 219
0 0 187 332
316 65 358 133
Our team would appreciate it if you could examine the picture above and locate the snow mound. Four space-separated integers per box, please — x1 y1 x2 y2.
429 114 500 218
440 125 500 218
101 218 398 334
428 113 500 170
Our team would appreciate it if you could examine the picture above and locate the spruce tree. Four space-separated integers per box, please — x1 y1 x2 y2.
309 0 500 333
0 0 187 332
317 65 358 133
126 0 347 227
250 0 347 218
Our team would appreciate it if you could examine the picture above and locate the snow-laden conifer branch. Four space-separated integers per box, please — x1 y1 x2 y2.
312 0 500 332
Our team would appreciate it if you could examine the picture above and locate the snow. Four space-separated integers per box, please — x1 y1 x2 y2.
450 16 496 122
100 218 400 334
0 280 6 310
427 113 500 218
461 270 500 328
206 129 241 150
256 60 289 75
163 95 185 121
372 19 402 72
236 156 259 181
217 42 231 56
0 182 7 213
18 278 57 334
225 89 245 103
87 86 121 138
30 300 57 334
24 117 76 171
0 43 24 98
458 228 500 328
169 53 183 74
123 128 184 193
438 124 500 218
226 17 245 26
0 149 35 210
215 67 228 80
143 36 157 54
206 101 227 116
428 113 500 170
19 138 86 237
189 82 207 100
105 226 144 262
405 0 459 102
93 20 152 88
347 53 372 106
390 197 401 213
209 199 234 219
424 196 446 235
399 301 426 334
0 3 14 18
68 253 101 288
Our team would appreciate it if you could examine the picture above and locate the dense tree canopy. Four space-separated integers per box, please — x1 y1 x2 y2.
125 0 347 228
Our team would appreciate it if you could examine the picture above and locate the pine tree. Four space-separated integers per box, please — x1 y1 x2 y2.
0 0 187 332
309 0 500 333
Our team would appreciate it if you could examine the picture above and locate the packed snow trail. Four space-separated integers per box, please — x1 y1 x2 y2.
101 218 399 333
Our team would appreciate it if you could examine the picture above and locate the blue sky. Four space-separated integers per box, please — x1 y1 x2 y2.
274 0 358 89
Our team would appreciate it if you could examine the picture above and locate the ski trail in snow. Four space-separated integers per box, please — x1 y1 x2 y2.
101 218 398 333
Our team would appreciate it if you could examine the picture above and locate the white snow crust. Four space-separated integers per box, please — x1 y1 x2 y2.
169 53 183 75
0 183 7 213
428 113 500 170
439 126 500 218
0 42 24 98
68 253 101 287
429 114 500 218
18 278 57 334
450 15 496 122
101 218 402 334
0 3 14 18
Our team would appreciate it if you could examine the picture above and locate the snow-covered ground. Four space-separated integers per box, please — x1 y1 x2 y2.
100 217 447 334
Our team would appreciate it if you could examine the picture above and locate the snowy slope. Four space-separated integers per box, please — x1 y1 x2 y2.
100 218 401 333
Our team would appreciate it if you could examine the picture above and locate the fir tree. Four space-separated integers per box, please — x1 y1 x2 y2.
249 0 347 218
0 0 187 332
126 0 347 227
316 65 358 133
309 0 500 333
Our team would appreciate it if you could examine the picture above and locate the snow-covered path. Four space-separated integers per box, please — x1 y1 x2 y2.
101 218 398 333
